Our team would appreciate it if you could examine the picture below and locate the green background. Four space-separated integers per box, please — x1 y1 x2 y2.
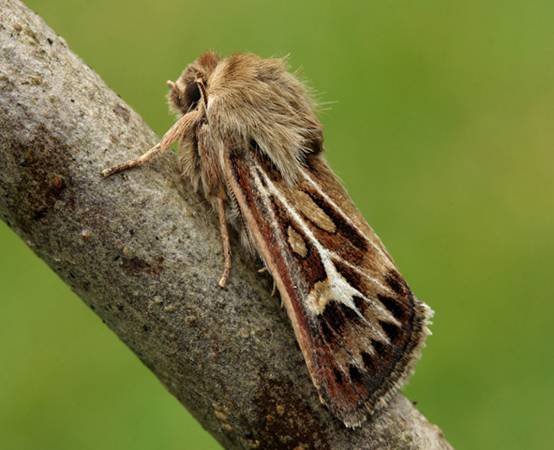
2 1 553 449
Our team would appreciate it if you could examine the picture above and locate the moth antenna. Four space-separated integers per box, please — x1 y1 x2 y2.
102 109 201 177
166 80 177 90
195 78 208 109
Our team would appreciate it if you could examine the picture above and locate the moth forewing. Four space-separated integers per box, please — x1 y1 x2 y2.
221 147 322 378
223 146 431 427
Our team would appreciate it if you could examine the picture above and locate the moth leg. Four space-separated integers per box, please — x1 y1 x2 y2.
216 195 232 288
102 143 164 177
102 109 201 177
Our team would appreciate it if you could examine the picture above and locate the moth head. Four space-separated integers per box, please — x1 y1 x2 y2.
167 52 220 114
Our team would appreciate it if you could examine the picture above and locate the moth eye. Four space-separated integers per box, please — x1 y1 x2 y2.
184 81 201 108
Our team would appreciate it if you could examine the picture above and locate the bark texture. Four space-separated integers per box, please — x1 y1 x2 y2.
0 1 453 449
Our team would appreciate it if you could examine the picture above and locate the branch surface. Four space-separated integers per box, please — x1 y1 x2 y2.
0 1 453 449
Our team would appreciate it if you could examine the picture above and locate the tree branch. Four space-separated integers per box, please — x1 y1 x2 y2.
0 1 453 448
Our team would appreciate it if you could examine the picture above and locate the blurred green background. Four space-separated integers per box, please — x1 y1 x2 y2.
1 1 553 449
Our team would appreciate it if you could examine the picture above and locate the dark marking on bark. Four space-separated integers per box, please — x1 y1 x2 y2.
121 255 164 277
5 129 74 230
113 103 130 123
252 374 331 450
32 206 47 221
50 173 64 193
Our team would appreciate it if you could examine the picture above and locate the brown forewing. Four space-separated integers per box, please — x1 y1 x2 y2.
223 148 431 427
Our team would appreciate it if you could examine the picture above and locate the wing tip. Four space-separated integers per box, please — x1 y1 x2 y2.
322 297 433 428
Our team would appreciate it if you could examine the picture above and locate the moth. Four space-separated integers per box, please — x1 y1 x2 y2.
102 52 432 427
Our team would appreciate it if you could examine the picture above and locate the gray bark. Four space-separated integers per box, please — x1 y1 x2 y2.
0 1 453 449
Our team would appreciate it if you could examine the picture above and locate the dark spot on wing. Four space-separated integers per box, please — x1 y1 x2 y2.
372 340 387 355
377 294 406 321
385 270 408 295
334 260 363 294
333 368 344 384
349 365 363 383
353 295 364 312
319 300 365 352
320 320 335 343
380 321 400 342
321 301 346 334
301 249 326 285
339 302 359 322
361 351 376 373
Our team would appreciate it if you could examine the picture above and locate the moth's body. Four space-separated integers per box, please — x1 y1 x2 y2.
103 52 431 427
172 53 323 249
